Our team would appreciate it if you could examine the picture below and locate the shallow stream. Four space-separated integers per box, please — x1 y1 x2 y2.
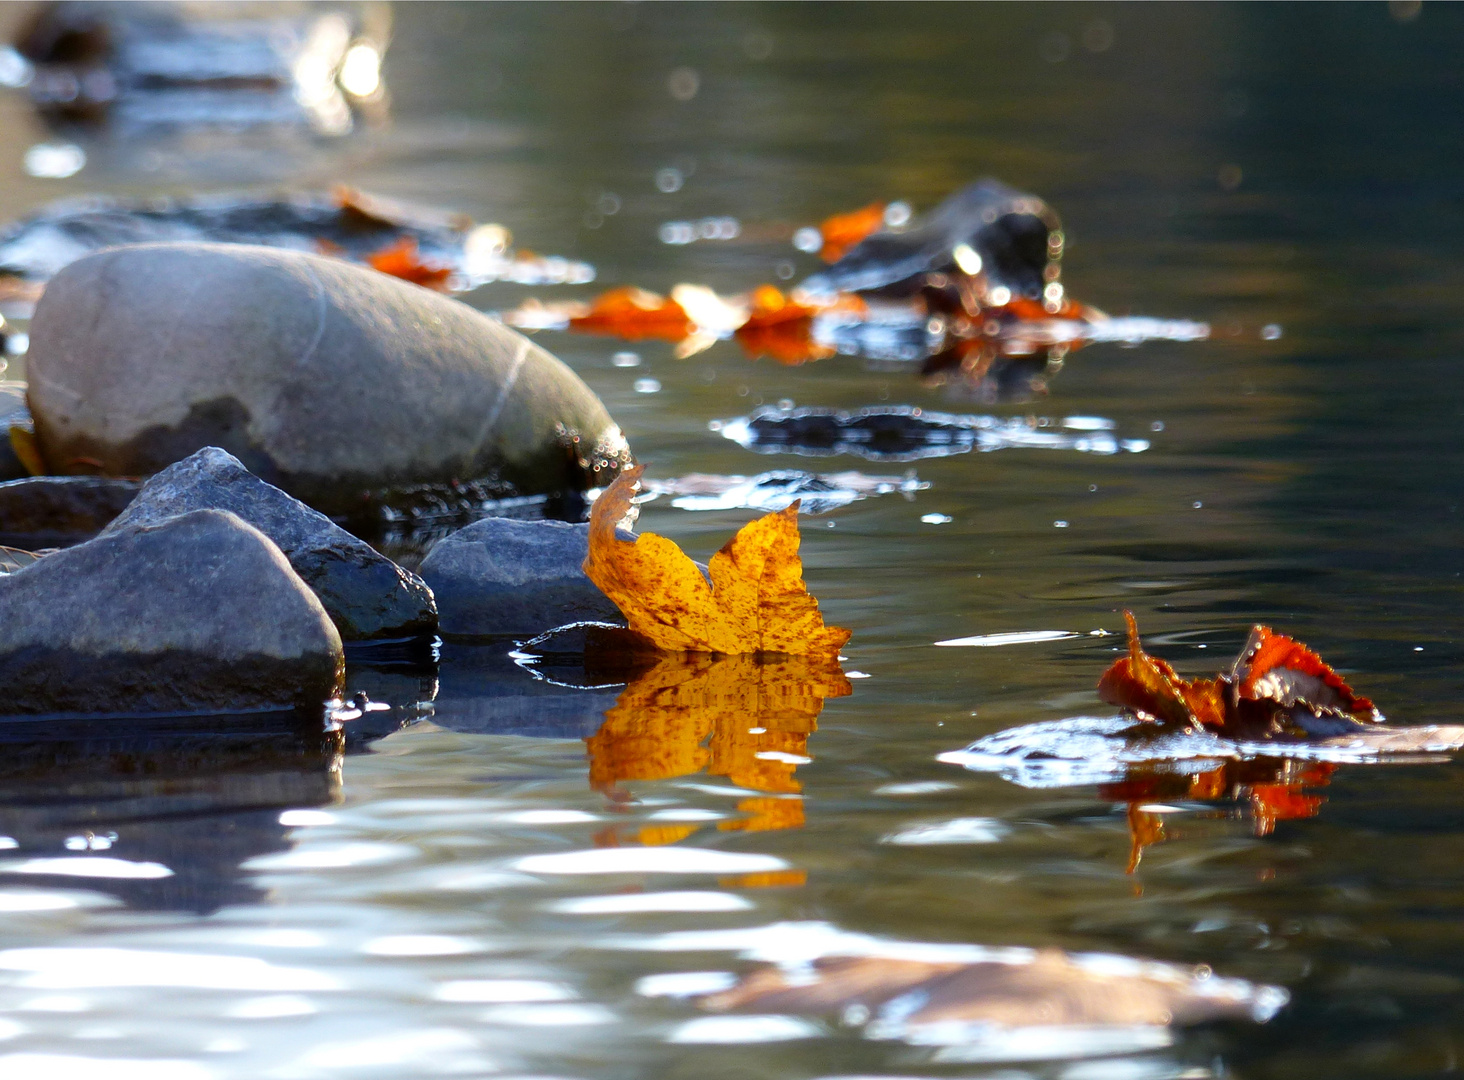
0 4 1461 1077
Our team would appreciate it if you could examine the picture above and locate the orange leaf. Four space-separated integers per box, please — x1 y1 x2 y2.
1097 611 1225 728
583 464 852 656
568 287 694 341
818 201 887 263
1229 626 1377 720
366 237 454 290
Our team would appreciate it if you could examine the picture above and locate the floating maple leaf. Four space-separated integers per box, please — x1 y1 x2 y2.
583 464 851 657
1098 611 1380 738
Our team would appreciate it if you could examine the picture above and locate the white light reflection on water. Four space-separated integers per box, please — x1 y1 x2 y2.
479 1003 616 1026
434 980 575 1003
0 857 172 879
667 1015 823 1043
0 948 340 992
881 817 1010 845
0 1056 215 1080
550 892 753 914
359 935 482 957
515 848 787 875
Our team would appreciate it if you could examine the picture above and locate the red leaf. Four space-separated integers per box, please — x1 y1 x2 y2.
1229 626 1378 720
817 202 887 263
366 237 454 290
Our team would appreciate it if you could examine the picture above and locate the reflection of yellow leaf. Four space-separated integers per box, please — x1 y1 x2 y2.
586 651 851 799
719 869 808 890
584 465 851 657
636 823 701 847
719 796 805 833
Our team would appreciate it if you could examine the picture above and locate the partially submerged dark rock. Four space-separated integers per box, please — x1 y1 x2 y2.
0 474 143 544
0 381 33 482
719 404 1147 462
25 242 632 512
419 518 625 636
103 447 436 642
15 0 391 132
0 508 343 716
0 189 593 294
799 179 1060 301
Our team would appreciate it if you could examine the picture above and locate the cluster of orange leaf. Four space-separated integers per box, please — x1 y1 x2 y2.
1098 612 1380 737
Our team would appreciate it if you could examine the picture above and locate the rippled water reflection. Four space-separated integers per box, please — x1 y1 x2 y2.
2 2 1464 1076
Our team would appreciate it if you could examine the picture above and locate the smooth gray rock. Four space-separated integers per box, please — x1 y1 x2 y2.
0 508 343 716
419 517 626 636
103 447 436 641
26 242 633 513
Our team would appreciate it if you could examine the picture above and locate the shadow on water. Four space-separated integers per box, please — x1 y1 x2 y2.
0 711 342 913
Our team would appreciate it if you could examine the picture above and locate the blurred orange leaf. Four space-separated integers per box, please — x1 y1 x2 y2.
366 237 454 290
584 464 851 657
569 287 694 341
818 201 887 262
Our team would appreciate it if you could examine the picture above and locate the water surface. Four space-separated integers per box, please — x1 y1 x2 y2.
0 4 1462 1076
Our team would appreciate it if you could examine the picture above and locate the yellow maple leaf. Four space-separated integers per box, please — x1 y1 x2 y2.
583 464 852 656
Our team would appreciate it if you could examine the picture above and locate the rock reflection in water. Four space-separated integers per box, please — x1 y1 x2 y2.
0 716 342 912
717 404 1150 462
10 0 391 134
0 188 592 310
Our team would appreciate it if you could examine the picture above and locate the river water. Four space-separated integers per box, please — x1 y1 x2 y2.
0 4 1462 1077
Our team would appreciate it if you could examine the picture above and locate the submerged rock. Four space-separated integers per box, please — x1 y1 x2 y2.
419 518 625 636
26 242 632 513
103 447 436 641
0 508 343 716
799 179 1060 301
0 474 143 544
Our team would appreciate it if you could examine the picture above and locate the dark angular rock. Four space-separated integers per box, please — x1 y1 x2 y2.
419 517 627 637
0 508 343 716
103 447 436 641
26 242 632 513
799 179 1059 301
0 474 143 544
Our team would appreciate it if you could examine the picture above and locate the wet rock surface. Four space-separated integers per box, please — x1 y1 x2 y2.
25 242 632 512
420 518 627 637
104 447 436 641
799 178 1060 301
0 508 343 716
0 474 143 544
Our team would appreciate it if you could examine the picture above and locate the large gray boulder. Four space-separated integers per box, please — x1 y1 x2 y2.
419 518 625 636
0 509 343 715
103 447 436 642
25 242 633 513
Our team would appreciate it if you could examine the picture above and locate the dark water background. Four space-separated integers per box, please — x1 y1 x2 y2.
0 3 1463 1077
